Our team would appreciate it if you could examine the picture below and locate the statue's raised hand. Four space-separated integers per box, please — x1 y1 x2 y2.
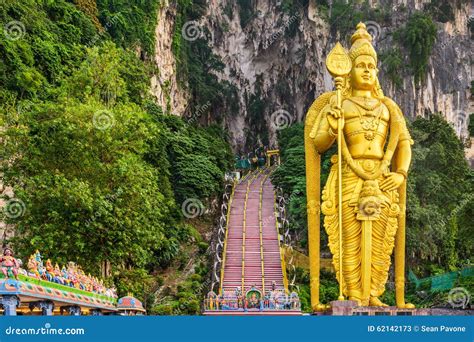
326 104 344 132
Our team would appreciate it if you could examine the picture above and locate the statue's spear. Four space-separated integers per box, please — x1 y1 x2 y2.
325 42 352 301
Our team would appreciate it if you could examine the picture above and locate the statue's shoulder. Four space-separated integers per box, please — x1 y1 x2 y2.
381 96 405 117
306 91 335 114
305 91 335 133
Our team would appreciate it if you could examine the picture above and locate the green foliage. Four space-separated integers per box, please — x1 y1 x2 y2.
0 0 96 101
3 97 175 271
114 269 157 308
328 0 390 39
394 12 437 85
380 48 403 89
291 267 338 312
280 0 308 15
222 2 234 20
406 114 473 271
152 114 233 205
245 84 269 149
74 0 103 30
96 0 162 53
150 266 208 315
271 123 334 249
237 0 254 28
424 0 455 23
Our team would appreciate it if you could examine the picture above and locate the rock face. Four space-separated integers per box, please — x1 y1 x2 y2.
151 1 189 115
154 0 472 150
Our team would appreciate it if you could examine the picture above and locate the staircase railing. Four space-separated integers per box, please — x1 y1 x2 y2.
275 187 296 292
216 181 235 295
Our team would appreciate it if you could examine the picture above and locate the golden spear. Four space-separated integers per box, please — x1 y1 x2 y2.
325 42 352 301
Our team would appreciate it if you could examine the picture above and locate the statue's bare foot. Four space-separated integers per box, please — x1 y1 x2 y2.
369 296 389 307
397 302 415 309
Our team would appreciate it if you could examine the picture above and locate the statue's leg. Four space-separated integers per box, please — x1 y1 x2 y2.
341 202 362 301
370 199 398 306
323 167 364 303
324 169 364 303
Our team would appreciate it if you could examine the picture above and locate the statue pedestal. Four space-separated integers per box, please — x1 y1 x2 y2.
325 302 473 316
329 300 358 316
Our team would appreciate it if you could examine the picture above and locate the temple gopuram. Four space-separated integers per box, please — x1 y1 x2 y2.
0 248 145 316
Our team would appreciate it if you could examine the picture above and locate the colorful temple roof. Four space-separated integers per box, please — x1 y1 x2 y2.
0 249 146 314
117 295 146 313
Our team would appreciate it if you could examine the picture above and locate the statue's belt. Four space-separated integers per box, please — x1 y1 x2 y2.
330 155 389 174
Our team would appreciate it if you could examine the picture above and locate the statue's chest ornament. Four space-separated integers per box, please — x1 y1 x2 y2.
348 98 383 141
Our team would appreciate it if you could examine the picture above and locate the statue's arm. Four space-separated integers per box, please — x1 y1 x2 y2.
311 103 336 153
394 114 413 177
394 140 411 176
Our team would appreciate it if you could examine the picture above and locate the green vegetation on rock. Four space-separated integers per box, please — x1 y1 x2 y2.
394 12 437 85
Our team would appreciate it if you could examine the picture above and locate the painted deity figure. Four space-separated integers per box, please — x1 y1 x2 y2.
27 255 40 278
305 23 414 309
45 259 54 281
0 248 20 280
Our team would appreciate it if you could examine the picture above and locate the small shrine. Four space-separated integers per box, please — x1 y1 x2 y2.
117 294 146 316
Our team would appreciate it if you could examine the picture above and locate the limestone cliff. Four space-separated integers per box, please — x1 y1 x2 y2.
151 1 189 115
153 0 472 151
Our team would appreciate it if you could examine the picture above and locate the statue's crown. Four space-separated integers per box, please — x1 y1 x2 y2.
349 22 377 63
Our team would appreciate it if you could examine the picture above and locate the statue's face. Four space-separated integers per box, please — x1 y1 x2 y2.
351 55 377 90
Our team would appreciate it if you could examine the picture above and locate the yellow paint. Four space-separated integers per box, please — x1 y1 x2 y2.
273 190 289 294
305 23 414 310
266 149 281 167
219 180 236 295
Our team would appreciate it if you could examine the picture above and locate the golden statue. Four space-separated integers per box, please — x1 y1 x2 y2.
305 23 414 310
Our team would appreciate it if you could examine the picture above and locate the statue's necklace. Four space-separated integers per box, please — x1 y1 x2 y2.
348 97 382 111
349 98 383 141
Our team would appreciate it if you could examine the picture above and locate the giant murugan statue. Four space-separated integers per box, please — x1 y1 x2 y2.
305 23 414 310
